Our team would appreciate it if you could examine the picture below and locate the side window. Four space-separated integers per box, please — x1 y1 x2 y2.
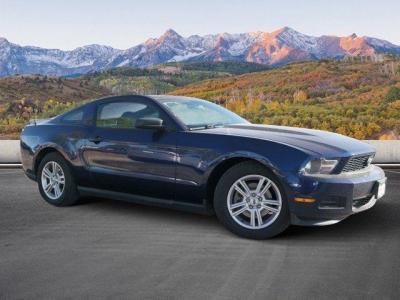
60 107 85 124
96 101 163 129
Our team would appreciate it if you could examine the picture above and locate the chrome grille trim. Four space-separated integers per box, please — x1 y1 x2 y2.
341 155 371 173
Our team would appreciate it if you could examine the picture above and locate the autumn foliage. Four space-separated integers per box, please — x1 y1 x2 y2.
171 59 400 140
1 59 399 140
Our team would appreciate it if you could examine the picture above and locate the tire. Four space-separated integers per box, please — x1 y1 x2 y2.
214 161 290 239
37 152 80 206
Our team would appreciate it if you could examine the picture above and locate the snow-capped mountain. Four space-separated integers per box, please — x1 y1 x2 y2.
0 37 122 76
1 27 399 76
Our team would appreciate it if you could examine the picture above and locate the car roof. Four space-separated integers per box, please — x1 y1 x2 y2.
89 94 153 104
86 95 206 107
148 95 201 102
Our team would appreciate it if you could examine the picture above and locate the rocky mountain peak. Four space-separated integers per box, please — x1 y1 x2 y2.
159 29 183 43
0 27 399 76
162 29 180 37
273 26 296 35
350 33 358 39
0 37 9 45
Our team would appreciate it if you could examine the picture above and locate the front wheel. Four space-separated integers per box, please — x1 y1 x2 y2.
37 152 80 206
214 161 290 239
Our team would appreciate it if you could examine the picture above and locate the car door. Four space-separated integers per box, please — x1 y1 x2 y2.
82 97 178 200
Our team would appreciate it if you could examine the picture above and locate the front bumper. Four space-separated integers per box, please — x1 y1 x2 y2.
288 165 386 226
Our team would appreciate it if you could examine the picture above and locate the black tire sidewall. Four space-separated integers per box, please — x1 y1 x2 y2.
214 161 290 239
37 152 79 206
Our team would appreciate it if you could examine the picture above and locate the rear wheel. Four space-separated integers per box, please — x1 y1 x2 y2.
214 161 290 239
37 152 80 206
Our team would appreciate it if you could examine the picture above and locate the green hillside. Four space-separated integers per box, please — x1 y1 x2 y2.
0 75 108 104
171 59 400 140
1 59 399 139
165 61 270 75
0 62 269 138
0 75 111 138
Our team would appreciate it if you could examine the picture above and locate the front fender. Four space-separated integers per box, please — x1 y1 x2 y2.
203 150 281 184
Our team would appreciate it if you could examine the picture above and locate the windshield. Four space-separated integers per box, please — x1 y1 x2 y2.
157 96 249 129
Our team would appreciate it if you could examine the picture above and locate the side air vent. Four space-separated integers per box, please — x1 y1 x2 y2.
353 196 372 208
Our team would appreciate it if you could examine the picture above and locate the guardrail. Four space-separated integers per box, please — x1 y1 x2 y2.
1 140 400 164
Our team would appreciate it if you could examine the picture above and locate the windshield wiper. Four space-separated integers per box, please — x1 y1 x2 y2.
189 125 208 131
188 123 225 131
206 123 225 129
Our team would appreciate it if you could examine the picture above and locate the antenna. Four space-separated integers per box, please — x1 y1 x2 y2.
32 104 38 125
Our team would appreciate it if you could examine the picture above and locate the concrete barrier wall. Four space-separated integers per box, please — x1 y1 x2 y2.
1 140 400 164
0 140 21 163
364 140 400 163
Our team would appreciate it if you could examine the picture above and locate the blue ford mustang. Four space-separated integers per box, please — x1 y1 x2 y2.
20 95 387 239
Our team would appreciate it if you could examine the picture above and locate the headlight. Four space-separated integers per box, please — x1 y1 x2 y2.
303 158 338 175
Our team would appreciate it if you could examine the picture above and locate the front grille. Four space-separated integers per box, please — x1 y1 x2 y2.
341 155 371 173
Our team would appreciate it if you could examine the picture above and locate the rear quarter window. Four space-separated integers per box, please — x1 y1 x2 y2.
59 107 88 125
96 101 162 129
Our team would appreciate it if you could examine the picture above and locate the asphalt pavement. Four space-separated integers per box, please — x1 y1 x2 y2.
0 169 399 300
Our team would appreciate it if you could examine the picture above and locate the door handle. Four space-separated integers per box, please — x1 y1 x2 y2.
89 136 103 144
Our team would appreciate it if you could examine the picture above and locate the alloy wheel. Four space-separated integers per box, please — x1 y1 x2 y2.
227 174 282 229
41 161 66 200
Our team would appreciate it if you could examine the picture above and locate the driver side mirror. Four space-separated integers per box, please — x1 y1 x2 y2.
135 117 164 130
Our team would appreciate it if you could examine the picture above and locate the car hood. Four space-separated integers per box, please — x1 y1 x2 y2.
199 124 375 158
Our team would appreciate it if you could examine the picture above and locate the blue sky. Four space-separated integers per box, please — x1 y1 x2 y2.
1 0 399 50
